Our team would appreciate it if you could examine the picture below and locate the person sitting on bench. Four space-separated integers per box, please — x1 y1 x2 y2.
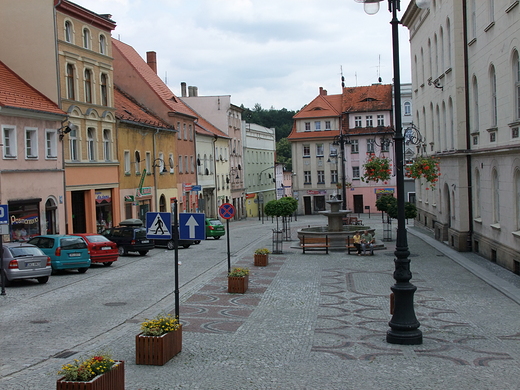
361 230 375 255
352 231 362 255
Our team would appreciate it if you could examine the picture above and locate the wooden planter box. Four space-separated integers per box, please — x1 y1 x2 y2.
254 254 268 267
57 360 124 390
228 275 248 293
135 326 182 365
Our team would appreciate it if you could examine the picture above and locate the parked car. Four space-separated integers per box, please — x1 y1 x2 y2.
72 234 118 266
102 219 154 256
205 218 225 239
154 227 195 250
27 235 91 273
1 242 52 285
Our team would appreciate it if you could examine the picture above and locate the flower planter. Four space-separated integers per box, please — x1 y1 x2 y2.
135 325 182 365
228 275 248 293
254 254 268 267
57 360 124 390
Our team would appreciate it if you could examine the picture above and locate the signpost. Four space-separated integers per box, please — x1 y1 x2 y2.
179 213 205 241
0 204 8 296
145 212 172 240
219 203 235 272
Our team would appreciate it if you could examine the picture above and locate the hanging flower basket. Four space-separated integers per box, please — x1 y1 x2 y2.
406 156 441 189
361 155 392 183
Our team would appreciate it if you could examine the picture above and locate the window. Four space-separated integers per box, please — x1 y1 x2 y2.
45 130 57 158
490 132 496 142
103 129 111 161
354 116 362 127
183 124 187 140
317 170 325 184
514 50 520 120
330 144 338 157
169 153 174 173
381 140 390 153
84 69 93 103
490 65 497 126
353 166 360 179
177 122 181 139
304 171 312 184
190 156 194 173
513 128 519 139
69 128 78 161
367 139 375 153
83 27 90 49
189 125 193 140
100 73 108 106
124 151 130 174
315 121 321 131
351 139 359 153
25 129 38 158
474 169 481 218
316 143 324 156
331 170 338 183
178 156 183 173
185 155 189 173
366 115 373 127
146 152 151 173
3 126 16 158
325 121 331 130
99 34 107 55
472 76 479 131
305 122 311 131
516 170 520 230
135 151 140 174
492 168 500 223
65 21 73 43
377 115 385 126
87 128 95 161
66 64 75 100
473 135 479 145
303 144 310 157
159 152 165 173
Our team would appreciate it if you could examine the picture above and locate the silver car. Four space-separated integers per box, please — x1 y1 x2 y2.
2 242 51 285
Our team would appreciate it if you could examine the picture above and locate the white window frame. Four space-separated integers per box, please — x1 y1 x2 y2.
351 139 359 153
103 129 111 161
169 153 174 173
124 151 130 174
69 128 79 161
314 121 321 131
45 129 58 159
366 115 373 127
83 27 91 49
316 143 324 156
303 144 310 157
2 126 17 158
87 128 95 161
25 128 38 159
99 34 107 55
65 20 73 43
325 121 331 130
146 152 152 173
317 170 325 184
304 171 312 184
355 116 362 127
304 122 311 131
377 114 385 126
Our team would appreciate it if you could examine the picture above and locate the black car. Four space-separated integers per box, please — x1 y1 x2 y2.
102 219 154 256
154 227 195 250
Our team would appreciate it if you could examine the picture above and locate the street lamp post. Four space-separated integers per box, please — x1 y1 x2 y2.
355 0 429 345
332 133 351 211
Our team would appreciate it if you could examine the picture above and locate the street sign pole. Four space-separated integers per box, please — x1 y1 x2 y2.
0 204 8 296
226 219 231 273
173 199 180 320
219 203 235 274
1 245 5 296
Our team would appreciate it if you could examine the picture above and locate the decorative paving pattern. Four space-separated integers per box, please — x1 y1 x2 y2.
176 257 285 333
312 267 516 366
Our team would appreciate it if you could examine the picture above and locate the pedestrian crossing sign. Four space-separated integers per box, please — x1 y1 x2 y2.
146 212 172 239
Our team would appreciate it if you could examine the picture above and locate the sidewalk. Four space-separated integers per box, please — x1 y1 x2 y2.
3 214 520 389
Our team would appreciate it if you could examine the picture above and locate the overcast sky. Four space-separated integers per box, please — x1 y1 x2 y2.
76 0 413 111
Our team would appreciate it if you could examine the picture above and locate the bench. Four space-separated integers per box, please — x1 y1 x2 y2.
345 236 357 255
301 236 330 254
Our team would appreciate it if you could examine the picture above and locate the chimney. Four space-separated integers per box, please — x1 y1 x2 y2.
319 87 327 96
193 86 198 97
146 51 157 74
188 86 194 97
181 82 187 97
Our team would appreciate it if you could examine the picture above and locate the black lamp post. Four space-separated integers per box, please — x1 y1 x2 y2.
355 0 429 345
332 133 351 210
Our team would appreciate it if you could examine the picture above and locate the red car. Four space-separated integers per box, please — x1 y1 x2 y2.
72 234 119 266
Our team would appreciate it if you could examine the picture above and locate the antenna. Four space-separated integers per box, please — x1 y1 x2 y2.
377 55 382 83
355 72 358 86
340 66 345 88
165 71 168 85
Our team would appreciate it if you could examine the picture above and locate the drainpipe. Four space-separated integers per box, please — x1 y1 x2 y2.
462 0 473 251
153 128 160 212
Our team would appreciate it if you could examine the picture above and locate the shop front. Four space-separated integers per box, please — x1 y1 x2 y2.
95 189 113 233
8 199 41 241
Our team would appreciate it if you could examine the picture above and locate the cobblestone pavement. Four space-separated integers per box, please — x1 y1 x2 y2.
1 214 520 389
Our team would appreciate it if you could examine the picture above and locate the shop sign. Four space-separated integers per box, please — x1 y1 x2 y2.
375 188 395 194
307 190 327 195
124 195 135 202
184 183 192 191
95 190 112 204
137 187 152 197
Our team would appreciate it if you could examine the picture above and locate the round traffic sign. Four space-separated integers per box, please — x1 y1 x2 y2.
219 203 235 219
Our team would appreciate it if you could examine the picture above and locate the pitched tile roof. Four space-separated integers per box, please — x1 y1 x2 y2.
112 39 197 119
342 84 392 113
0 61 64 116
114 86 173 129
293 92 342 119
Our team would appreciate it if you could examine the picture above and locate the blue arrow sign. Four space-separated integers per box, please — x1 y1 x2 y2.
146 212 172 239
0 205 8 225
179 213 205 240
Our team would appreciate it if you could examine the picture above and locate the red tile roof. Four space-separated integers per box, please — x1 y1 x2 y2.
0 61 65 116
342 84 392 113
114 86 173 129
293 93 342 119
112 39 196 119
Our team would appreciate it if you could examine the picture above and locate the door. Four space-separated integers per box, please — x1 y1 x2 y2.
314 196 325 211
71 191 86 233
303 196 312 215
353 194 364 214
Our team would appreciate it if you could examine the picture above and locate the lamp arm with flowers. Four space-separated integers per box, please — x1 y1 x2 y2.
361 155 392 183
406 156 440 190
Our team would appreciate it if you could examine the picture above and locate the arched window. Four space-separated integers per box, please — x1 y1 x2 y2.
83 27 91 49
103 129 111 161
100 73 108 106
99 34 107 55
440 27 445 73
516 169 520 230
513 50 520 120
474 168 481 218
404 101 411 116
159 195 167 212
490 65 497 127
472 75 479 131
66 64 75 100
65 21 73 43
492 168 500 223
446 18 452 67
84 69 92 103
87 128 95 161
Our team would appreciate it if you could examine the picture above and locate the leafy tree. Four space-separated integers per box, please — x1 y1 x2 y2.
276 138 292 171
375 195 396 213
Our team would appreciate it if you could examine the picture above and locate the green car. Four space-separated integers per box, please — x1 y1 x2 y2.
205 218 225 239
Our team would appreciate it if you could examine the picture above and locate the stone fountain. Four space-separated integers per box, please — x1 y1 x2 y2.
297 198 374 251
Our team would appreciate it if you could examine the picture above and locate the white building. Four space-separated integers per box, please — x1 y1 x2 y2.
402 0 520 274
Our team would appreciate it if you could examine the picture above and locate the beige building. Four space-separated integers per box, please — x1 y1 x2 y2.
403 1 520 274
